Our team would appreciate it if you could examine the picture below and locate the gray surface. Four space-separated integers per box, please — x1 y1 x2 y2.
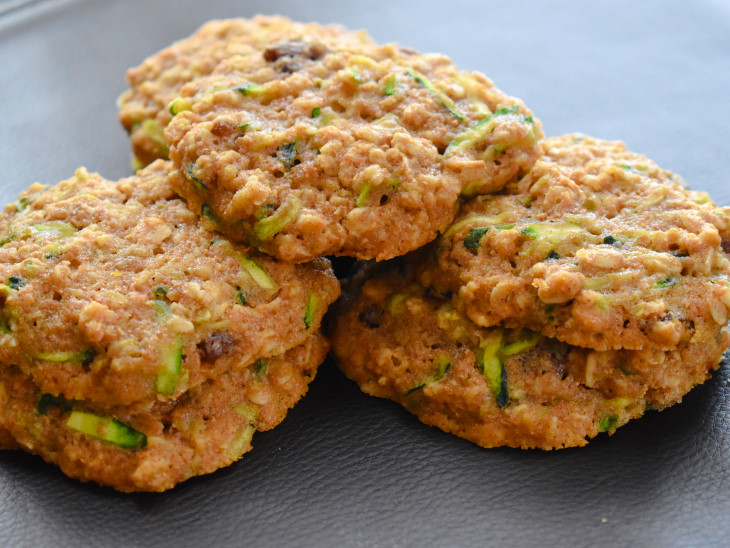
0 1 729 546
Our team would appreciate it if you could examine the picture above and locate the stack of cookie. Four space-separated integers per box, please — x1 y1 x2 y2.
0 15 728 490
332 135 730 449
0 161 339 491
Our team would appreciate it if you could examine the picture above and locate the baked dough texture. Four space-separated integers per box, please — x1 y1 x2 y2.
0 161 339 490
419 135 730 351
119 15 374 166
331 263 730 449
166 43 541 261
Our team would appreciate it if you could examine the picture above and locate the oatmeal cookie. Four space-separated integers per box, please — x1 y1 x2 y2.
166 43 541 261
419 134 730 351
331 264 730 449
0 332 328 492
119 15 374 166
0 161 339 409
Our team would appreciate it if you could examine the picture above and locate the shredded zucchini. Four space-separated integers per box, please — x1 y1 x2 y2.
239 257 278 291
35 350 95 363
407 68 464 121
463 227 489 252
66 411 147 449
31 221 77 238
253 196 302 241
404 355 451 396
186 163 207 191
156 335 183 396
304 291 319 329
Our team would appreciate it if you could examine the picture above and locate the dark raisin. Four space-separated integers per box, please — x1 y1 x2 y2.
358 305 384 329
263 40 328 72
198 332 234 361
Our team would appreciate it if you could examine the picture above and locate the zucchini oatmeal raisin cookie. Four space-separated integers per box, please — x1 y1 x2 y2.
0 160 339 410
418 134 730 351
0 332 329 492
165 42 541 262
119 15 374 166
331 263 730 449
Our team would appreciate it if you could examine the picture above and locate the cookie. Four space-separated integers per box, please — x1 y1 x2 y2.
331 264 730 449
419 134 730 351
165 43 541 262
0 161 340 409
0 332 328 492
118 16 374 166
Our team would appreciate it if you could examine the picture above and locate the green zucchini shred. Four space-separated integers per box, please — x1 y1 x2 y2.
311 106 321 118
0 230 17 247
356 184 372 207
31 221 77 238
476 329 540 409
383 74 397 96
476 331 508 408
304 291 319 329
546 250 560 260
35 350 96 363
598 415 619 433
655 277 678 288
521 226 539 239
152 299 173 322
43 243 62 260
404 355 451 396
501 331 542 356
14 197 30 212
615 163 643 175
493 105 520 117
186 163 207 191
154 286 168 300
168 97 192 116
200 203 220 226
252 196 302 241
463 227 489 252
254 358 267 380
234 83 264 96
0 320 11 335
407 68 465 121
347 67 363 83
256 203 276 220
444 105 529 156
235 402 259 429
235 286 249 306
277 141 300 170
239 257 278 291
141 119 169 157
156 334 183 396
441 214 503 241
6 276 26 290
66 411 147 450
237 123 251 132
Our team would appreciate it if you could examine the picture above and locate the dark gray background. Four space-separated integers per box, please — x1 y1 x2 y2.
1 1 729 546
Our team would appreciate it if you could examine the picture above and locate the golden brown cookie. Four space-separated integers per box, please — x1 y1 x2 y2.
0 333 328 492
0 161 339 409
118 15 374 166
419 134 730 351
331 264 729 450
166 43 541 262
